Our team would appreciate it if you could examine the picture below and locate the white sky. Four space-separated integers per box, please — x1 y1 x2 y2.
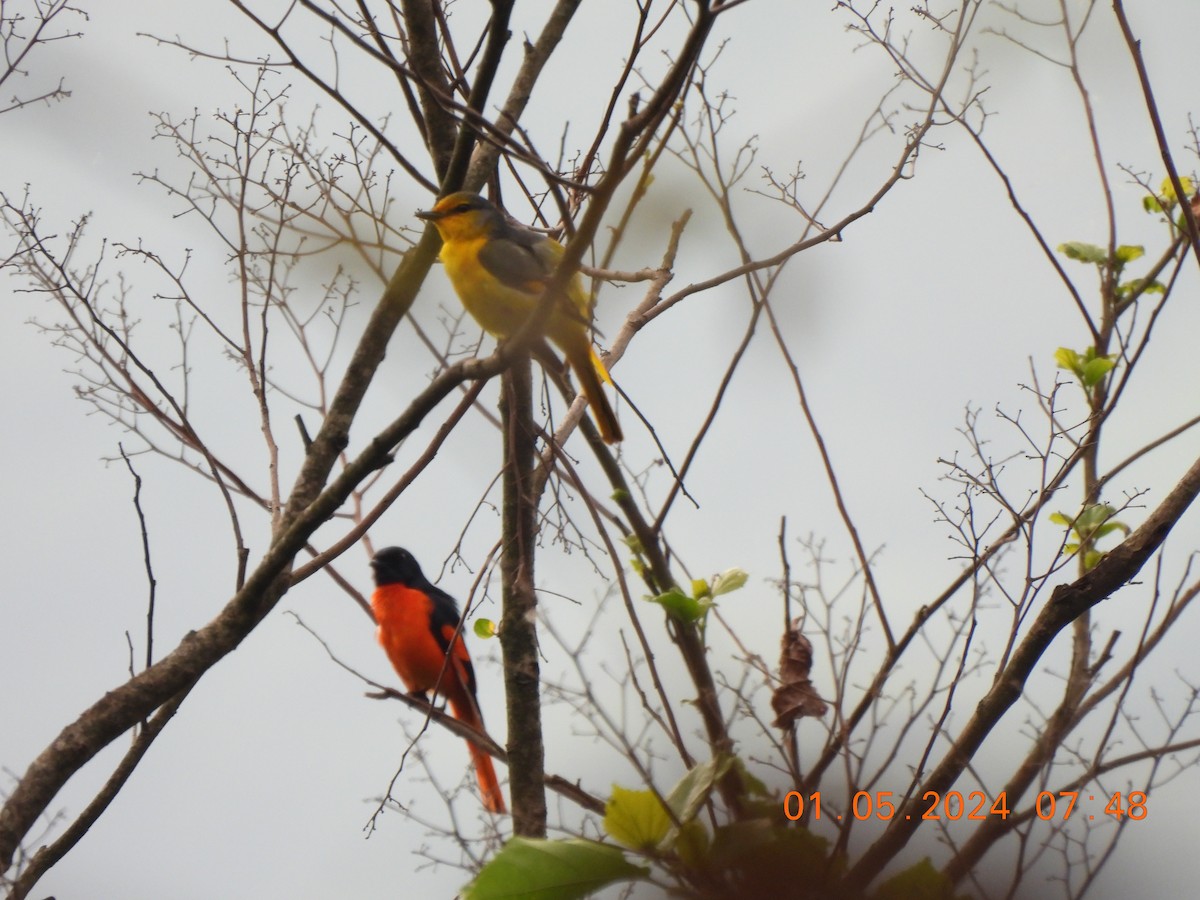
4 1 1200 897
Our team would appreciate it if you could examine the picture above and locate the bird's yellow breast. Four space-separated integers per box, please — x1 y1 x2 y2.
439 236 546 339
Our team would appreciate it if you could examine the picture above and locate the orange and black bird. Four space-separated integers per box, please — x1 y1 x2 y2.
370 546 506 814
416 191 623 443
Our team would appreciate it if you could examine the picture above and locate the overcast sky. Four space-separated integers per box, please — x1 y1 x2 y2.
5 2 1200 897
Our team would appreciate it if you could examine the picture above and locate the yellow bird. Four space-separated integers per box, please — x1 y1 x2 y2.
416 192 623 444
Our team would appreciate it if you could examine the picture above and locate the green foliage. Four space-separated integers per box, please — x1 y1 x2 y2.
649 567 749 625
605 754 736 854
1115 277 1166 300
1057 240 1109 265
604 785 671 851
1054 346 1116 389
465 755 873 899
710 567 750 597
1056 240 1145 272
1158 173 1192 205
473 618 497 639
1050 502 1131 571
461 838 649 900
652 585 714 624
1113 244 1144 266
1056 232 1162 302
1142 175 1195 215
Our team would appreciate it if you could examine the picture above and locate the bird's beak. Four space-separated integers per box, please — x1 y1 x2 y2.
415 207 439 221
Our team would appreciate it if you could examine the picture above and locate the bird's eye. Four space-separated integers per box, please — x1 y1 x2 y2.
454 203 472 213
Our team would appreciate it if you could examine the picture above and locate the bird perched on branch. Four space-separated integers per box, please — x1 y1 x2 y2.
370 546 506 814
416 191 623 443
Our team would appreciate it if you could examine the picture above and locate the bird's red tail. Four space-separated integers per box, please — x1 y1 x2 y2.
450 696 506 814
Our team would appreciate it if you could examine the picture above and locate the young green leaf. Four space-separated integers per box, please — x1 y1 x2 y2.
473 618 497 639
711 568 749 597
604 786 671 851
1093 520 1130 540
1080 356 1116 387
1054 347 1082 375
1057 241 1107 264
665 755 735 824
1114 244 1145 266
462 838 648 900
649 587 712 624
1055 346 1117 388
1075 503 1117 531
1161 175 1195 203
1117 278 1166 299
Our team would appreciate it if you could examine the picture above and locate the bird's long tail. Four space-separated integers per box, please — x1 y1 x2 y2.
568 342 623 443
449 696 506 814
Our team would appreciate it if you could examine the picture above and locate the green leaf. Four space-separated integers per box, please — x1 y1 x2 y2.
1114 244 1144 265
603 786 671 851
711 568 749 597
1144 194 1164 214
691 578 712 600
650 587 711 624
1093 520 1131 540
1161 175 1195 203
473 618 497 639
1055 346 1118 388
463 838 648 900
1057 241 1108 264
1117 277 1166 298
665 756 735 825
1053 503 1130 565
1080 356 1116 387
1054 347 1082 374
1076 502 1117 531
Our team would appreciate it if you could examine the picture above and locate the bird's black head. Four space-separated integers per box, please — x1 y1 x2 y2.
370 546 426 587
